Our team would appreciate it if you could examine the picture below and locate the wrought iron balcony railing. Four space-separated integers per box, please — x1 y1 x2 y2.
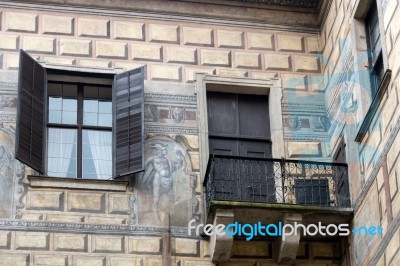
204 155 351 215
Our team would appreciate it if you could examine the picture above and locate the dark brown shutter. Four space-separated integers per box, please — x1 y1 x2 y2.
113 66 145 177
15 50 47 174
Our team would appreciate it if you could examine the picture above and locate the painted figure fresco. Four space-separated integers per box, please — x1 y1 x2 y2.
0 128 19 219
141 143 186 213
137 136 193 226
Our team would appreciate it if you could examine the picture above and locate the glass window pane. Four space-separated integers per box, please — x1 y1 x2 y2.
62 111 77 124
83 99 99 126
63 99 77 111
82 130 112 179
83 112 98 126
84 100 98 113
82 129 90 144
49 110 62 124
49 97 62 110
99 101 112 114
82 159 96 179
47 128 77 178
48 84 77 125
98 114 112 127
83 144 92 159
83 86 112 127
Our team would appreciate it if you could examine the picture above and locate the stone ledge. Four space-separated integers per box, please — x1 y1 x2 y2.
0 220 193 236
209 200 354 213
207 200 353 225
28 176 128 192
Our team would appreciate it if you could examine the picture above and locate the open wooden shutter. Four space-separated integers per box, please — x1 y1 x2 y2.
15 50 47 174
113 66 145 177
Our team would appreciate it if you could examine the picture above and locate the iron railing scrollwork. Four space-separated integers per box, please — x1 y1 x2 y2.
204 155 351 215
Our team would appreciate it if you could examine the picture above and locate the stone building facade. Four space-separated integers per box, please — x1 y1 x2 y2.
0 0 399 265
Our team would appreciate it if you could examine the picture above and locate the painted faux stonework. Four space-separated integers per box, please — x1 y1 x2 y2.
135 135 199 227
145 104 197 125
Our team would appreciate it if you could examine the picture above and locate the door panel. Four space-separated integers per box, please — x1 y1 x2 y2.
209 138 239 156
207 92 238 135
238 94 270 138
209 138 239 200
239 140 272 158
239 140 275 202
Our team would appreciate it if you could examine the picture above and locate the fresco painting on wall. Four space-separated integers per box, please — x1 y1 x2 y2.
0 128 18 219
137 135 194 227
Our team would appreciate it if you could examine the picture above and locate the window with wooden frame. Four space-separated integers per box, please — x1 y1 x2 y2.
47 82 113 179
353 0 392 142
365 0 384 97
15 50 145 179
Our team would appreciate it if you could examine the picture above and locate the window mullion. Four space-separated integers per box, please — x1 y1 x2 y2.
77 83 83 179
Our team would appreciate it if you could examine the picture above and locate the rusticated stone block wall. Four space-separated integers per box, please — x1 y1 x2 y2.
0 229 210 266
22 188 131 224
0 9 321 81
0 227 344 266
0 2 367 266
0 5 329 162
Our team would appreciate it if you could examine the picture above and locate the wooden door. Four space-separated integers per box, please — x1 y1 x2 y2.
207 91 274 202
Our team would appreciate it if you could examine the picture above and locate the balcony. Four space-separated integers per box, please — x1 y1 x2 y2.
204 155 351 216
203 155 353 263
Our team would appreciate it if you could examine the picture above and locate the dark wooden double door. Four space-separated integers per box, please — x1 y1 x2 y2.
207 92 275 202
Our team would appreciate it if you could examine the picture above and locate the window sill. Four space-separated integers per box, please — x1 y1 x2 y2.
28 176 129 192
355 69 392 143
